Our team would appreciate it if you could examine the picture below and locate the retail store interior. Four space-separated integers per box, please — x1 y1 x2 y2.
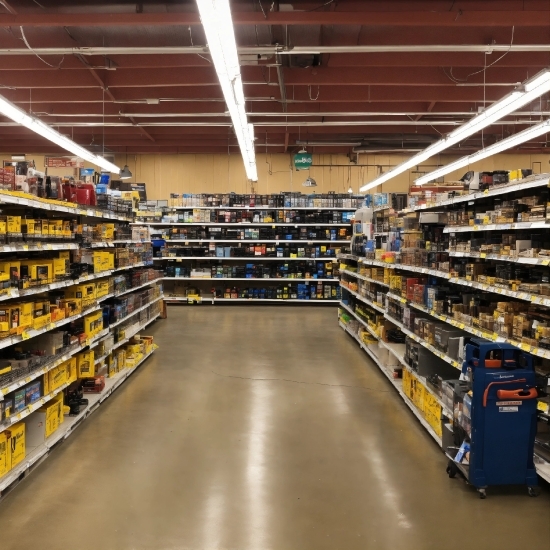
0 1 549 549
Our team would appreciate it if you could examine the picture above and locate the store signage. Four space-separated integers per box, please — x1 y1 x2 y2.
45 157 84 168
293 152 313 170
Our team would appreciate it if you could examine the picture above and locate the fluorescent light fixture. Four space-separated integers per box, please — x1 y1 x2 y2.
0 95 120 174
415 119 550 185
11 154 25 161
359 69 550 192
196 0 258 181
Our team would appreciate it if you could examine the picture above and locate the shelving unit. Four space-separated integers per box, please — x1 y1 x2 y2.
338 173 550 484
0 192 164 497
142 194 354 305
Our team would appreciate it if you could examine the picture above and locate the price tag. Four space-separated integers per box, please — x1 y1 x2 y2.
46 244 53 250
474 226 479 231
480 253 486 259
520 343 531 352
484 189 489 195
542 259 550 266
537 401 549 413
21 331 30 340
25 376 31 383
492 333 499 341
23 245 28 251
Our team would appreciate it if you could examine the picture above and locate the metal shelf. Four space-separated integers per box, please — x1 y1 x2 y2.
137 222 351 227
114 278 163 297
0 242 78 254
161 239 349 244
165 296 338 304
154 256 337 262
400 174 550 213
170 205 358 211
449 251 550 266
0 192 132 221
0 349 157 495
338 322 443 446
162 277 334 282
340 285 386 313
108 296 163 329
443 221 548 233
340 268 390 287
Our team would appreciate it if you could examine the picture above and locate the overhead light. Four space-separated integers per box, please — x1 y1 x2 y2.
347 186 353 194
196 0 258 181
415 119 550 185
145 98 160 105
302 177 317 187
0 94 120 174
119 165 133 180
359 69 550 192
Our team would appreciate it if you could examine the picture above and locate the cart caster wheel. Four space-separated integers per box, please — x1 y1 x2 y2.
446 463 457 478
478 489 487 499
528 487 539 497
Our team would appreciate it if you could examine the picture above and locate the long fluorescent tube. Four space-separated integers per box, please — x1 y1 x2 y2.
415 119 550 185
196 0 258 181
359 69 550 192
0 94 120 174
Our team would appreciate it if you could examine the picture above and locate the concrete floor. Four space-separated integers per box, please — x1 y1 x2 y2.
0 306 548 550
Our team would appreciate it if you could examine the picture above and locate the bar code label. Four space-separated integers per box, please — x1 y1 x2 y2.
498 406 518 412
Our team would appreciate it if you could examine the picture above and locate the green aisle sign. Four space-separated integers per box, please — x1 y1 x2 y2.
294 152 313 170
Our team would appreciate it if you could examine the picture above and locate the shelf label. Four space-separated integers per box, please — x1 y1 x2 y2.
21 331 30 340
542 259 550 266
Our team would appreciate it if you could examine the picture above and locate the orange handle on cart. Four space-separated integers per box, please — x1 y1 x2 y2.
496 388 538 400
482 378 526 407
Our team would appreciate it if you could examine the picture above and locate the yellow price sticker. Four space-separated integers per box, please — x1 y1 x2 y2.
492 333 499 341
474 225 479 230
23 245 28 251
21 331 30 340
480 253 486 259
484 189 489 195
542 259 550 266
520 343 531 352
537 401 549 413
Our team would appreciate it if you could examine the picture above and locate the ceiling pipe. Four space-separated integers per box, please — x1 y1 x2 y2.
1 44 550 56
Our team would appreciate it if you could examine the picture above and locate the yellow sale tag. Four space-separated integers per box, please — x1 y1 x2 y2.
23 245 28 251
492 333 499 341
542 259 550 266
484 189 489 195
520 343 530 351
21 331 30 340
480 253 486 259
537 401 549 413
474 226 479 230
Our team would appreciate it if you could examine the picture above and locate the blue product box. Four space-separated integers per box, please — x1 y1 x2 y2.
224 247 232 257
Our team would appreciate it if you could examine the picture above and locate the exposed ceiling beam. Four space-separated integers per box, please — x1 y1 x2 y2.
0 11 549 27
415 101 436 122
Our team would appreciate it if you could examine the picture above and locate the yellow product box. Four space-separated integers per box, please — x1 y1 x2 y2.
423 393 443 437
0 216 6 237
0 431 9 477
0 260 20 281
104 252 115 270
7 216 21 234
95 279 111 298
76 350 95 378
63 356 77 384
115 349 126 370
125 343 143 355
19 302 33 329
44 363 67 395
102 224 115 240
84 311 103 338
58 250 70 261
20 260 51 283
65 283 96 308
141 336 154 354
52 219 63 238
93 251 104 272
21 218 37 239
33 300 51 331
7 422 25 469
49 304 66 323
412 380 426 412
107 353 118 377
59 298 81 318
0 306 12 333
47 258 67 278
62 220 72 238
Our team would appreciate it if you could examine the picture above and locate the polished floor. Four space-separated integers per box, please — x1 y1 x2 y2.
0 306 549 550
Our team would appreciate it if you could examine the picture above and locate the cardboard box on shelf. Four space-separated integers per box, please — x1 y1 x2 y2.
76 350 95 378
7 422 25 469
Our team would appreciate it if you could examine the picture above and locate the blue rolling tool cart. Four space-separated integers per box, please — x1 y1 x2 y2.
445 339 539 498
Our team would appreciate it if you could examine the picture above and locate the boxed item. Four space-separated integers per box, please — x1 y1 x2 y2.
0 431 9 477
7 422 25 469
76 350 95 378
24 396 63 448
434 326 464 353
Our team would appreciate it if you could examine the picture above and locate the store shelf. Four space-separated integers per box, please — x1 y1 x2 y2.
340 268 390 287
161 239 349 244
139 222 351 227
154 256 337 262
383 303 462 371
0 192 133 221
449 251 550 266
443 221 548 233
0 348 156 495
340 284 386 313
165 296 337 304
0 304 101 352
100 313 161 356
337 253 358 261
170 206 358 211
339 301 379 339
113 261 152 272
339 322 443 446
401 174 550 213
0 242 78 254
359 258 550 307
108 295 163 329
534 456 550 484
114 277 163 297
162 277 334 282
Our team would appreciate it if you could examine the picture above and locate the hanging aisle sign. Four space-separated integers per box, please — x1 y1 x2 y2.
45 157 84 168
293 152 313 170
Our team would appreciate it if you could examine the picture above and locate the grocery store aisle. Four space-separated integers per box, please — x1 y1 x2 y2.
0 307 548 550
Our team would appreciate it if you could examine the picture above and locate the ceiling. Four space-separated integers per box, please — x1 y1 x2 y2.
0 0 549 157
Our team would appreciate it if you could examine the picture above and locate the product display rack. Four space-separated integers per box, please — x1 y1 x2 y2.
0 192 163 498
137 193 356 305
338 174 550 484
